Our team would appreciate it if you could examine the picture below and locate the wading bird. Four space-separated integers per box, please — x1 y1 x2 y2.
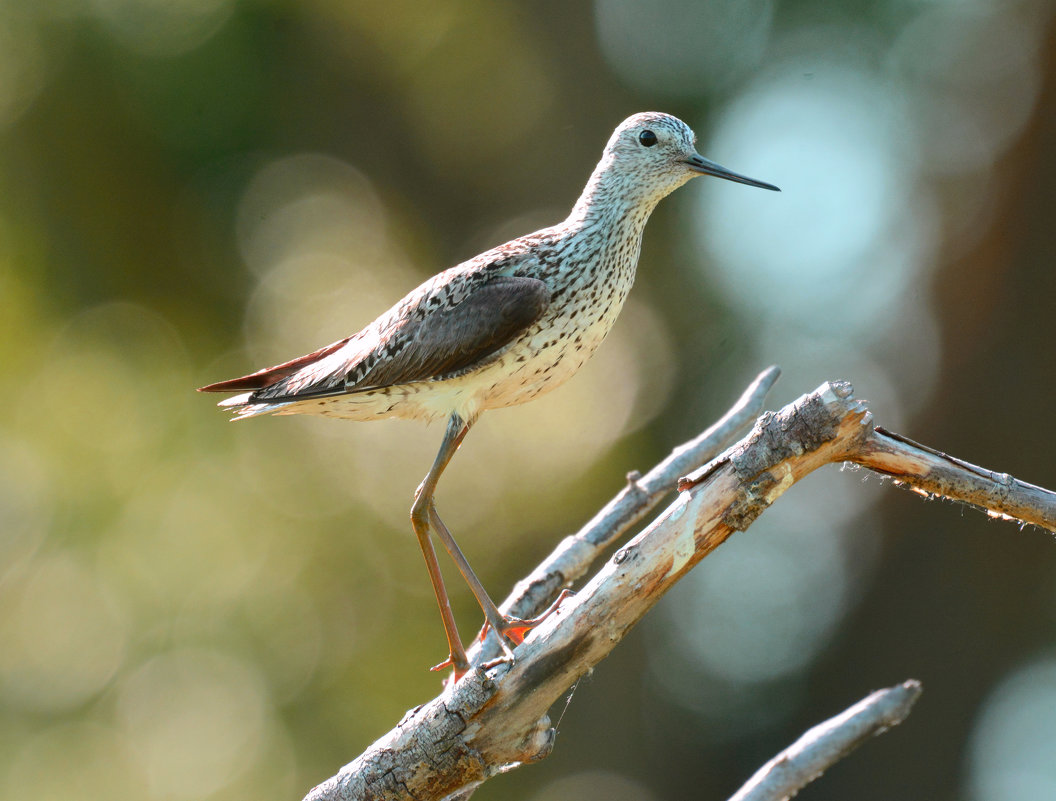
201 112 779 677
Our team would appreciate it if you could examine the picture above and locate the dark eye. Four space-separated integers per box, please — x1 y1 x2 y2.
638 130 658 147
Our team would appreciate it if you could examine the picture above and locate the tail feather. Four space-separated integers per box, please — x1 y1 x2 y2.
217 392 254 408
198 336 352 393
221 395 291 420
230 403 288 420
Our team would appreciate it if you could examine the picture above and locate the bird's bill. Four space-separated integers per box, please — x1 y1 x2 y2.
684 154 780 191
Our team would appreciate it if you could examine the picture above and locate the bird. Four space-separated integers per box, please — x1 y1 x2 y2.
200 111 779 678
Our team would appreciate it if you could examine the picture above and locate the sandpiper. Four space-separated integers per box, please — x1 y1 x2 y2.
200 112 779 677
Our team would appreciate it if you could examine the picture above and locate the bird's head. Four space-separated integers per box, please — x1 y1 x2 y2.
602 112 779 200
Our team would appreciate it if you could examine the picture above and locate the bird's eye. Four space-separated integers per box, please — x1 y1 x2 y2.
638 130 658 147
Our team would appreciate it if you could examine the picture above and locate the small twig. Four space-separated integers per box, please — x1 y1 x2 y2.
728 680 923 801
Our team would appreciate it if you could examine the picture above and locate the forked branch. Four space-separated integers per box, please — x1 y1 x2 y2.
304 372 1056 801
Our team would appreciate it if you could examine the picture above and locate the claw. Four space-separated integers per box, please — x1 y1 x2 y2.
430 652 470 681
430 656 456 673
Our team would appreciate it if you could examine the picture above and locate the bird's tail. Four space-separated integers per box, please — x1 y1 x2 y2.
216 392 290 420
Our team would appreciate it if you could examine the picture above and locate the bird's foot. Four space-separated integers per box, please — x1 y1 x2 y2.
430 590 575 683
481 589 575 646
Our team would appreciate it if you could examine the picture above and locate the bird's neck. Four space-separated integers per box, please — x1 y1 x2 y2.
564 157 664 240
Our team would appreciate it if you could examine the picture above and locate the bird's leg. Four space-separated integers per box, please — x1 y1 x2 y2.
415 528 469 676
426 509 573 653
415 413 569 676
425 504 517 662
410 415 472 677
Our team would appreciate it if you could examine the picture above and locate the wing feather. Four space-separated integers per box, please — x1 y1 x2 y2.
202 273 550 405
352 275 550 390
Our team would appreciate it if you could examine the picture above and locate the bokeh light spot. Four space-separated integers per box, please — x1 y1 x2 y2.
968 655 1056 801
89 0 235 57
0 555 128 712
595 0 774 96
237 154 389 282
28 302 190 492
0 432 52 582
116 648 270 801
529 769 659 801
890 5 1043 174
694 61 930 336
6 722 146 801
0 7 51 131
647 468 885 737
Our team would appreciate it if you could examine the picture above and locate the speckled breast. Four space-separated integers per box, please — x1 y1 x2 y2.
472 249 638 412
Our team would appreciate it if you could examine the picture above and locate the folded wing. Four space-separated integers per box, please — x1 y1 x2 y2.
199 274 551 404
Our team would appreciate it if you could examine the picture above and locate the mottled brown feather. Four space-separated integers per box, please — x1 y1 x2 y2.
352 275 550 390
211 275 550 403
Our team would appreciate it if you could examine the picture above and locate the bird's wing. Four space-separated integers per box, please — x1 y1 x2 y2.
351 274 551 391
204 273 551 403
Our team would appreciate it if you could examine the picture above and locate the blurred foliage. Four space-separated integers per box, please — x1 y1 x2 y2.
1 1 1055 800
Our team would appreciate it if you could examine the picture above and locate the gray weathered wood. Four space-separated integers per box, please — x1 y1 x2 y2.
303 376 1056 801
727 680 923 801
470 364 781 664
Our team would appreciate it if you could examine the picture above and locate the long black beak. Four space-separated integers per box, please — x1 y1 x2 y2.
684 154 780 191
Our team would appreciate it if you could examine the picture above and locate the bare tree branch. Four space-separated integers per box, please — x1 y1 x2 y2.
470 364 780 663
848 428 1056 531
303 377 1055 801
728 680 923 801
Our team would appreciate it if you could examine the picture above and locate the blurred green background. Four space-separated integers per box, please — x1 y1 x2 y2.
2 1 1056 799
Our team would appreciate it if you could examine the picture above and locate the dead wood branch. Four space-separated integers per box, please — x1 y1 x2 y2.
844 427 1056 530
727 680 922 801
303 374 1055 801
469 363 781 663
